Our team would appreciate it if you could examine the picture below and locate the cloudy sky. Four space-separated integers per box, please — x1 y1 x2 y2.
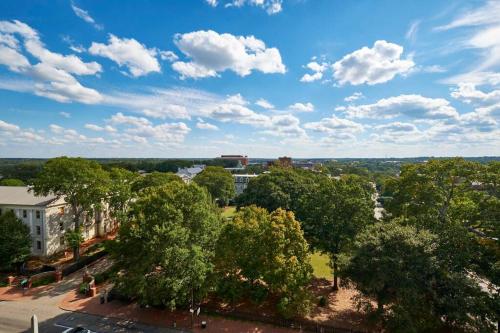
0 0 499 158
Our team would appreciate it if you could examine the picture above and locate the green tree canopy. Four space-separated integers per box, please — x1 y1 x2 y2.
32 156 110 260
111 181 222 310
107 167 139 222
299 175 374 289
384 158 499 283
341 220 497 332
0 178 25 186
193 166 235 206
131 171 182 192
236 167 322 213
216 205 313 317
384 158 494 227
0 210 31 270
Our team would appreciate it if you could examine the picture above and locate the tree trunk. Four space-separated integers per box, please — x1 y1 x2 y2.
332 260 338 291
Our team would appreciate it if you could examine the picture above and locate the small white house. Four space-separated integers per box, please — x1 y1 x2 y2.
234 174 258 195
0 186 112 257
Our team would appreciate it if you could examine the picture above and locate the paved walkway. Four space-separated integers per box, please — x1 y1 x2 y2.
0 257 113 333
60 290 300 333
0 257 112 302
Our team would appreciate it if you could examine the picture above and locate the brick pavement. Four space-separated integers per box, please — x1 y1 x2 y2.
59 290 302 333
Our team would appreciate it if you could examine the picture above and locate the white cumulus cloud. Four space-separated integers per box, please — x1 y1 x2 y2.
89 34 161 77
343 94 459 120
172 30 285 79
0 20 103 104
288 102 314 112
255 98 274 109
332 40 415 86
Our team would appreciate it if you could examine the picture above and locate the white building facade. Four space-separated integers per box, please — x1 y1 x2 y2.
176 164 206 183
234 174 258 195
0 186 112 257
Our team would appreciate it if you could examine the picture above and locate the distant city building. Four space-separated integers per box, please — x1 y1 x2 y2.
233 174 258 195
0 186 113 257
278 156 293 168
293 161 322 170
176 164 206 183
267 156 292 168
219 155 249 166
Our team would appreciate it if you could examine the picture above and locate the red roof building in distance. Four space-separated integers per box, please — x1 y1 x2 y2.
219 155 249 166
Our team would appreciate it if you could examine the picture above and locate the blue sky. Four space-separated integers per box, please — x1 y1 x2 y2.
0 0 499 158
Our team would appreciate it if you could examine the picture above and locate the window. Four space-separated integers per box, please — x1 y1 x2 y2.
59 221 64 231
59 207 64 215
23 210 27 218
60 236 65 246
36 241 41 250
0 208 2 215
36 226 41 235
35 210 41 219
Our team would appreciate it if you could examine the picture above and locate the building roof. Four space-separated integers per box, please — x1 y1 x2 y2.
0 186 59 206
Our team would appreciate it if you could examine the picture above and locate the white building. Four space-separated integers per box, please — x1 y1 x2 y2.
0 186 112 257
176 164 206 183
234 174 258 195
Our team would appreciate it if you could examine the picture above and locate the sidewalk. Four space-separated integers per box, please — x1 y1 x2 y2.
59 290 300 333
0 256 112 302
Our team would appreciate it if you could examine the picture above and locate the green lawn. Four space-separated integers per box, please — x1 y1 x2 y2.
310 251 332 279
222 206 237 219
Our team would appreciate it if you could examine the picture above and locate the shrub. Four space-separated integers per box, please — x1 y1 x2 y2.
31 275 55 287
216 277 245 303
249 284 268 304
79 282 89 294
94 266 117 285
277 288 314 319
318 295 327 307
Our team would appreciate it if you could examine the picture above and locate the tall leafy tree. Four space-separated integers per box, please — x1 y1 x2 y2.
385 158 499 283
385 158 479 225
216 205 313 317
236 167 321 213
342 220 497 332
107 167 139 223
0 211 31 270
193 166 235 206
131 171 182 192
299 175 374 290
111 181 222 309
32 157 110 261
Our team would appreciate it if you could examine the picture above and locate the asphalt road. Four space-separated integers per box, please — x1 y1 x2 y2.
0 257 185 333
0 299 186 333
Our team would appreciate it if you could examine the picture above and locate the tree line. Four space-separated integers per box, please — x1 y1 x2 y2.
1 156 498 332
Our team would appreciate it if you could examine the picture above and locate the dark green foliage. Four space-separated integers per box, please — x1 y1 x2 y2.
236 167 322 213
33 156 110 261
30 275 55 287
111 181 222 309
131 171 182 192
0 211 31 270
193 166 235 205
108 168 139 222
342 220 497 332
299 175 375 289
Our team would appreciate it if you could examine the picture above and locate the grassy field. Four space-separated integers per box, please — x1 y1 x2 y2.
310 251 332 279
222 206 237 218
